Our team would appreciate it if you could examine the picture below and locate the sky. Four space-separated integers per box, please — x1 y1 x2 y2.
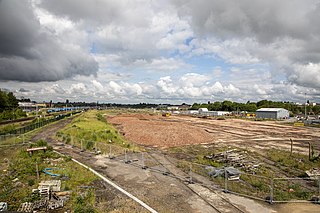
1 0 320 104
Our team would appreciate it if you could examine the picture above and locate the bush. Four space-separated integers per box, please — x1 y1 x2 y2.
86 141 94 150
29 139 47 148
28 179 35 186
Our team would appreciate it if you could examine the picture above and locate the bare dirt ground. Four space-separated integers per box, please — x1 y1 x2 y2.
108 114 212 148
30 115 320 212
108 114 320 154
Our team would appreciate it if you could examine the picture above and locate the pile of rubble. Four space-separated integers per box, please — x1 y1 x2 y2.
17 180 71 212
206 166 241 180
305 168 320 180
205 149 262 174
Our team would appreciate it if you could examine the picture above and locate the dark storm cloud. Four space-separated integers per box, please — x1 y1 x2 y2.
0 0 42 59
174 0 318 42
40 0 120 23
0 0 98 82
39 0 150 27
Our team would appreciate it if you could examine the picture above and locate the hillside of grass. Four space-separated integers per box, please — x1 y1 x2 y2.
56 110 139 151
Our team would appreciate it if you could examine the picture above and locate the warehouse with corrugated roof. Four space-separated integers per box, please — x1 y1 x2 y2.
256 108 289 119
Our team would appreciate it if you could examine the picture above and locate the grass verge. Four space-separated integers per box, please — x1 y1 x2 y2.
0 140 98 212
55 110 140 153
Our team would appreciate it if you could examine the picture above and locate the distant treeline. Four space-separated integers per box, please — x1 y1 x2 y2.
191 100 320 115
54 102 159 109
0 90 26 121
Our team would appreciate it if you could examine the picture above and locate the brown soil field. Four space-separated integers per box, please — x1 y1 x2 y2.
108 114 212 148
108 114 320 154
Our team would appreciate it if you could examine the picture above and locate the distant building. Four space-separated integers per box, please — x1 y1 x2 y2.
18 102 36 112
167 106 179 110
177 104 191 110
256 108 289 119
212 111 230 116
18 102 50 112
197 108 230 116
198 108 209 113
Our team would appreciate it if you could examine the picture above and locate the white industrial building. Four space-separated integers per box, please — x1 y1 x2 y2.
198 108 209 113
256 108 289 119
197 108 230 117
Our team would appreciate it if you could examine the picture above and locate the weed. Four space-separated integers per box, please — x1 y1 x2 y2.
27 179 35 186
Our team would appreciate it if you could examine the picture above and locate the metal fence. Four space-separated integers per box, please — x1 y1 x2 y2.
0 111 81 136
12 127 319 205
0 134 26 146
54 136 320 204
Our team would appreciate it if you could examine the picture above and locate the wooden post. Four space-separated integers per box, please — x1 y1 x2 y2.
189 163 193 184
308 142 312 161
36 163 39 179
224 167 228 192
290 138 293 156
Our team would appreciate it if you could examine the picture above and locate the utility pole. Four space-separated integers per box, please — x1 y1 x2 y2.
36 104 39 122
305 93 307 120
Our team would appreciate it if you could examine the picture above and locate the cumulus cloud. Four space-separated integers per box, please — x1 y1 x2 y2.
0 0 98 82
42 84 65 94
2 0 320 103
289 63 320 88
40 0 192 64
157 73 241 98
133 57 190 72
91 80 104 91
190 38 260 64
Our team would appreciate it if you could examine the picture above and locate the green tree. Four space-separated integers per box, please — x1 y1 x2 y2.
0 90 8 111
190 103 201 110
221 101 234 111
312 105 320 115
244 103 257 112
208 101 222 111
7 92 18 108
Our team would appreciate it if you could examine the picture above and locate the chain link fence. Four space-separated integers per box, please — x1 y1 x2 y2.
34 131 320 204
0 111 81 136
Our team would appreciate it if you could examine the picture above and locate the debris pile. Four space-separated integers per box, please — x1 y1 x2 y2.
205 149 261 174
305 168 320 180
206 166 241 180
17 202 33 212
39 180 61 191
17 180 70 212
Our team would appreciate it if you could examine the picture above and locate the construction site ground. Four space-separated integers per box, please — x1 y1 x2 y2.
108 114 320 154
29 113 320 212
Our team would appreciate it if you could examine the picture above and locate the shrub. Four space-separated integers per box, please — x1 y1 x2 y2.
86 141 94 150
28 179 35 186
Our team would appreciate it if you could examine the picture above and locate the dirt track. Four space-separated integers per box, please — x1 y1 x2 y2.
108 114 320 154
